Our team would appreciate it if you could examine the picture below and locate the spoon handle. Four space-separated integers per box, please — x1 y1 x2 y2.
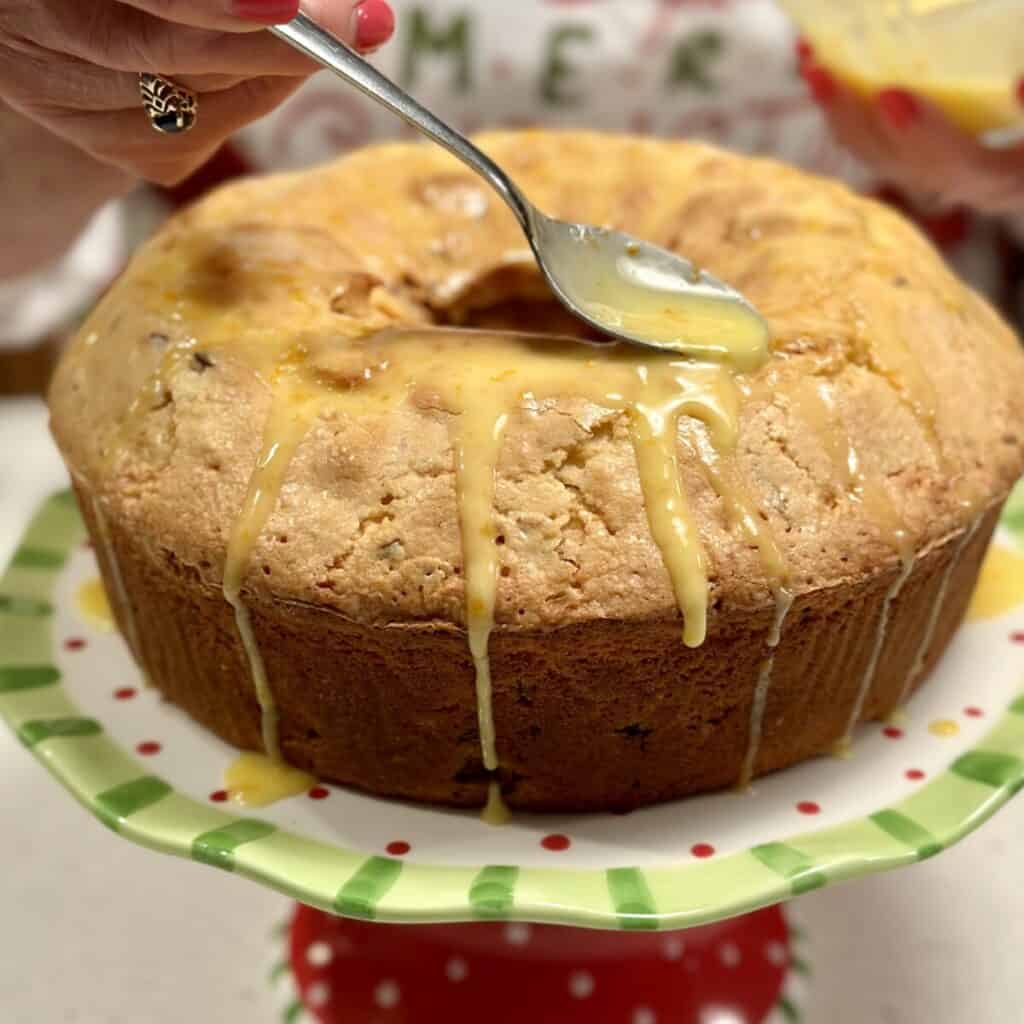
270 13 534 233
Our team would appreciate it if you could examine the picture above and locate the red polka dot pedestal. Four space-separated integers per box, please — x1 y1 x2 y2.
274 903 808 1024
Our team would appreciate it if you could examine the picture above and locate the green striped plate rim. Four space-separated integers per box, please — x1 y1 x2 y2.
2 490 1023 930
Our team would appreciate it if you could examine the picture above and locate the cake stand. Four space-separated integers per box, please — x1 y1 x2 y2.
5 490 1024 1023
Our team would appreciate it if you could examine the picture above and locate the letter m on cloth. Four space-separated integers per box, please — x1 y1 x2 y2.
402 8 473 92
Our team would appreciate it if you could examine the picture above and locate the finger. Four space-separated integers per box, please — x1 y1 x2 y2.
0 100 136 276
113 0 391 39
872 90 1024 211
829 90 899 173
113 0 300 32
28 74 306 187
802 52 1024 214
0 47 248 113
336 0 395 54
801 61 942 189
799 60 896 171
30 0 388 77
875 89 1010 178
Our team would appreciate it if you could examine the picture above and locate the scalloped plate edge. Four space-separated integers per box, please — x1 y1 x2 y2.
2 490 1022 930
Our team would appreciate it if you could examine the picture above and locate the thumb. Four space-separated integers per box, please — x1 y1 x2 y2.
302 0 396 53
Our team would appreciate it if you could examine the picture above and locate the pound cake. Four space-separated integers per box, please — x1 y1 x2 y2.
49 132 1024 812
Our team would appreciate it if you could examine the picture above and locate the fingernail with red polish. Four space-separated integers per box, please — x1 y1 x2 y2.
801 62 838 105
352 0 395 53
878 88 922 129
795 37 814 66
1015 75 1024 107
231 0 300 23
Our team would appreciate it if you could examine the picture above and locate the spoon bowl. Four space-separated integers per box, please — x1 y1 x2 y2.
529 213 769 370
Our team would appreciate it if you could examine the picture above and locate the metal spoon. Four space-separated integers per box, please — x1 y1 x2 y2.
270 13 769 368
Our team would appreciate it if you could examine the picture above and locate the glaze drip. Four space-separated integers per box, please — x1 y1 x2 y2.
88 494 142 661
899 516 983 707
454 403 510 772
93 314 965 796
224 751 315 807
223 389 322 760
481 779 512 826
297 328 744 772
787 378 918 746
738 586 794 790
75 577 115 633
116 319 752 783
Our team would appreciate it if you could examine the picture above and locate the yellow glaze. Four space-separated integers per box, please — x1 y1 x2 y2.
481 779 511 826
75 577 115 632
928 718 960 738
100 312 977 800
897 517 984 707
967 544 1024 622
579 287 768 371
92 217 800 805
738 587 794 790
223 386 323 759
87 495 140 656
224 752 316 808
542 225 770 371
186 325 757 777
787 377 917 744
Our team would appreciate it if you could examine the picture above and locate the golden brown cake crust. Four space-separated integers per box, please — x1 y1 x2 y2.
76 481 998 810
50 132 1024 809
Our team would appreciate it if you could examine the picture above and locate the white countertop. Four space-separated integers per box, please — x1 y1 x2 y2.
1 397 1021 1023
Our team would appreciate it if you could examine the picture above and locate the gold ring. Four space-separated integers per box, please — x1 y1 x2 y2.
139 73 198 135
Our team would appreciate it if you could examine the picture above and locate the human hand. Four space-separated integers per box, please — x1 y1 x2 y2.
0 0 395 188
800 45 1024 215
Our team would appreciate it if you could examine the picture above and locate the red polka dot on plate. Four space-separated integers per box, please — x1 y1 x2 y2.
114 687 137 700
307 786 330 800
905 769 926 781
691 843 715 859
882 726 904 739
795 37 813 63
541 834 571 852
136 741 162 756
64 637 86 651
209 789 228 803
796 801 820 815
964 706 984 718
386 841 411 857
1011 630 1024 644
